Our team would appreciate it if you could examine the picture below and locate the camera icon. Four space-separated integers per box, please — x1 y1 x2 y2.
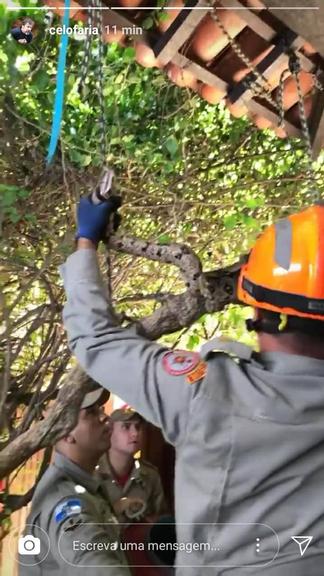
18 535 41 556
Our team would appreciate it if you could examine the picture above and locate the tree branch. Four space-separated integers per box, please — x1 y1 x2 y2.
0 446 52 514
0 236 243 479
0 366 97 478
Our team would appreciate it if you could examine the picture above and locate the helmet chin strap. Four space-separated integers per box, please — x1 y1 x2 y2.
246 313 288 334
246 319 261 333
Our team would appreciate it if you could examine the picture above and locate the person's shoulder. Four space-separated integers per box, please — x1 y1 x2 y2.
11 27 21 37
33 462 62 495
97 454 112 478
140 460 161 476
35 464 86 506
28 466 77 523
46 478 96 528
200 337 254 364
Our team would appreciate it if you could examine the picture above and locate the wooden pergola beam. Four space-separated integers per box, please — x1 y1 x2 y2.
76 0 150 39
220 0 315 73
152 0 210 65
221 0 274 40
262 0 324 58
41 0 323 154
173 52 228 91
247 98 301 138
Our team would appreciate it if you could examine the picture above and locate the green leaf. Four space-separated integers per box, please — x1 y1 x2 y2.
164 136 178 157
0 49 8 63
69 150 92 167
157 234 171 245
123 46 136 59
25 213 37 224
241 214 258 229
244 197 262 209
157 11 169 22
9 208 20 223
187 333 200 350
142 16 154 30
0 187 18 207
34 70 50 91
114 72 124 84
223 214 237 229
18 189 30 199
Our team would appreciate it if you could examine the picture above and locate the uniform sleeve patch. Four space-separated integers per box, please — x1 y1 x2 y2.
186 361 207 384
162 351 201 376
54 499 82 523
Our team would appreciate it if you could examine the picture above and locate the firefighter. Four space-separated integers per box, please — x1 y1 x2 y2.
18 387 131 575
60 197 324 575
99 406 167 523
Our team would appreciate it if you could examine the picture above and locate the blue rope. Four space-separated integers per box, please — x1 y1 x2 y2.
46 0 70 165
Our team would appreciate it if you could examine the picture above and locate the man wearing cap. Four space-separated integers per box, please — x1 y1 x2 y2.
99 406 166 523
18 387 131 575
60 198 324 575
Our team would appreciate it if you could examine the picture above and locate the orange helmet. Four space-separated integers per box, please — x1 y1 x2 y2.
237 204 324 321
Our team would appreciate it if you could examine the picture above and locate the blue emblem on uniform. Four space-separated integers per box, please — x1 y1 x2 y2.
54 499 82 523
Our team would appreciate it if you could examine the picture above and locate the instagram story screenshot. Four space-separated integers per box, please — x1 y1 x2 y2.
0 0 324 575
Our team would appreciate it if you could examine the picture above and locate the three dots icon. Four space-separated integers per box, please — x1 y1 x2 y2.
256 538 261 553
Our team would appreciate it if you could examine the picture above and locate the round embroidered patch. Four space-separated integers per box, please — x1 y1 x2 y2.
54 499 82 523
162 350 201 375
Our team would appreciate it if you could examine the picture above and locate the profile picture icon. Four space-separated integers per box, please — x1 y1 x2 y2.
11 17 35 45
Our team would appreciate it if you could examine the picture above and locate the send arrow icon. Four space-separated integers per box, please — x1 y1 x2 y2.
291 536 313 557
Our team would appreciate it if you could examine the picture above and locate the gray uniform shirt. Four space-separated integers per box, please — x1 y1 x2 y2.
99 456 167 522
61 250 324 575
18 452 130 576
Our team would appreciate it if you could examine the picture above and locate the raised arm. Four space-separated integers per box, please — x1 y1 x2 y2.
60 197 205 446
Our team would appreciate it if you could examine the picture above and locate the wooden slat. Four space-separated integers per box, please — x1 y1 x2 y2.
173 52 228 91
247 98 301 137
103 9 150 39
219 0 317 73
152 0 210 65
262 0 324 58
221 0 274 40
40 0 322 152
76 0 150 39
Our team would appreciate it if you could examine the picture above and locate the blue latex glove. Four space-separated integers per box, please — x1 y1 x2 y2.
76 195 122 243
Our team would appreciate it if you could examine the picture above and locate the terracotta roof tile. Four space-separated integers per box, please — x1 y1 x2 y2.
46 0 324 150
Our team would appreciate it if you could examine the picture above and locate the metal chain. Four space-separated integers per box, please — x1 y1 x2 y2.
78 0 108 164
288 51 320 200
76 1 113 295
277 68 324 129
276 68 291 128
93 0 108 166
209 7 280 112
91 0 113 299
78 5 94 94
209 4 321 201
312 70 324 92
